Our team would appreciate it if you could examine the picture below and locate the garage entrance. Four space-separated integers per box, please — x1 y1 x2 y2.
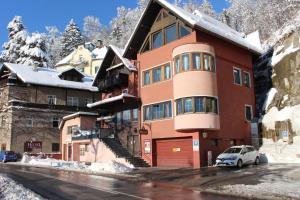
154 137 193 167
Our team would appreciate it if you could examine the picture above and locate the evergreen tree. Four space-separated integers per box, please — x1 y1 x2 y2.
60 19 84 57
18 33 49 67
0 16 28 63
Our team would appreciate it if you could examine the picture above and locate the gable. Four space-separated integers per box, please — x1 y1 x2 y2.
58 68 84 82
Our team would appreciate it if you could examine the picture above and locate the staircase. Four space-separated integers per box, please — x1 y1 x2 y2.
101 137 150 168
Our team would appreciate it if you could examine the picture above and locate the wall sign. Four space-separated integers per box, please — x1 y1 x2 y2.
193 139 199 151
144 140 151 154
172 147 181 152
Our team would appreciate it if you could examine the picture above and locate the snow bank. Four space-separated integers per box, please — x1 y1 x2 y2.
20 154 134 174
259 136 300 163
262 105 300 132
262 88 277 111
209 167 300 200
0 174 45 200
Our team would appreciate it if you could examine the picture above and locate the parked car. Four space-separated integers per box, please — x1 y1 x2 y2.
0 151 18 163
215 145 260 168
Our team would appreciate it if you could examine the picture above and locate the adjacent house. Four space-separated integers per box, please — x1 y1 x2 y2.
60 45 149 167
55 41 107 76
120 0 262 168
0 63 99 154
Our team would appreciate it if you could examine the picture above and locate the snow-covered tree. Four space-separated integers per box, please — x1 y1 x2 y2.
18 33 49 67
60 19 84 57
182 0 217 19
0 16 28 63
45 26 61 67
83 16 102 43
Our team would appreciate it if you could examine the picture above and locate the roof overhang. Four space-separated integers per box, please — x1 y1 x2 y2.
87 93 140 112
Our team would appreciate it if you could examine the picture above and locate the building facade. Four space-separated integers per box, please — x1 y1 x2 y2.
56 41 107 76
122 0 262 168
0 63 99 154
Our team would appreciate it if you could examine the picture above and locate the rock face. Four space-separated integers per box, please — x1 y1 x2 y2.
261 32 300 140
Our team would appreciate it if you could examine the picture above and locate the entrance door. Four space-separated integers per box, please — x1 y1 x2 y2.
68 144 72 161
154 137 193 167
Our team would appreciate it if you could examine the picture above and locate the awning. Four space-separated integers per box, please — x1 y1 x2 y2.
87 93 140 112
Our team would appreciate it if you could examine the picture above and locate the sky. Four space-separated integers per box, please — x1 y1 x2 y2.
0 0 229 49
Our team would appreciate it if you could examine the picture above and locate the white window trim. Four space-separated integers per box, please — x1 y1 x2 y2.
233 67 242 86
244 71 251 88
245 104 253 122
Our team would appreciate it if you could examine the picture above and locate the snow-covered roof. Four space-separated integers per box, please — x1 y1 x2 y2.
92 46 108 60
2 63 98 92
124 0 263 57
110 45 136 71
59 111 98 129
246 31 263 51
55 51 75 66
87 93 136 108
57 67 86 77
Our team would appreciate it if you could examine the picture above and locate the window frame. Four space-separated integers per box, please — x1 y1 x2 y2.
244 71 251 88
152 30 163 49
25 118 33 127
165 23 177 44
143 100 173 122
152 66 162 83
52 117 59 128
48 95 57 105
245 105 253 122
67 96 79 107
233 67 242 85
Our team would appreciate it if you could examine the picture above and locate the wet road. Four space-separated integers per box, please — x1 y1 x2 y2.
0 164 237 200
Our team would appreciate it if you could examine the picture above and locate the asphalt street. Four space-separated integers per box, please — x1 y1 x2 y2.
0 163 238 200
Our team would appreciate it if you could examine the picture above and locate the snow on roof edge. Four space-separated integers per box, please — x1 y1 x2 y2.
87 93 136 108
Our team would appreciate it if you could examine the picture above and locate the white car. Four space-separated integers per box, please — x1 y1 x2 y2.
215 145 260 168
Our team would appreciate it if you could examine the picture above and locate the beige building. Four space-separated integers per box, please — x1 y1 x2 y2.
55 42 107 76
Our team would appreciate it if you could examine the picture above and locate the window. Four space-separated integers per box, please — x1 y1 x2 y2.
133 109 138 121
152 31 163 49
67 97 79 107
142 38 150 53
80 147 85 156
165 24 177 44
244 72 251 88
204 54 210 71
175 56 180 74
67 125 78 135
245 105 253 121
233 68 242 85
95 66 100 73
152 67 162 83
143 101 172 121
192 53 201 70
164 64 171 80
48 95 56 105
176 99 183 115
52 117 59 128
176 97 218 115
143 71 151 85
78 67 84 72
184 97 193 113
116 112 122 128
52 143 59 152
179 24 191 38
195 97 204 112
182 54 190 71
122 110 131 122
25 118 33 127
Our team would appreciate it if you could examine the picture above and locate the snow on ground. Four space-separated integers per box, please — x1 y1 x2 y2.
0 174 45 200
259 136 300 164
20 154 134 174
208 167 300 200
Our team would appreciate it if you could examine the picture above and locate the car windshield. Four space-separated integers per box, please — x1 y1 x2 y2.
5 151 14 155
224 147 242 154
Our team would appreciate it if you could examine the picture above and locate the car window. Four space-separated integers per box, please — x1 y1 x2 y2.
224 147 242 154
246 147 254 152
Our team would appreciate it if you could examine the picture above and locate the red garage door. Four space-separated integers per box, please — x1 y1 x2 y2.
154 137 193 167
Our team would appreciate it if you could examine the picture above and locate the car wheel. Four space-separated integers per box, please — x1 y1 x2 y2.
237 159 243 168
254 157 260 165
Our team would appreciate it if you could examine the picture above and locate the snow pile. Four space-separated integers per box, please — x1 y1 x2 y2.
262 105 300 132
0 174 45 200
20 154 134 174
88 161 134 173
210 167 300 200
92 46 107 60
259 137 300 163
271 42 300 66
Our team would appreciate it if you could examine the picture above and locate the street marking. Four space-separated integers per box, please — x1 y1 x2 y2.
16 169 149 200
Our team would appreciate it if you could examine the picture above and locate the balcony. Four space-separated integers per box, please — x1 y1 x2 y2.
71 128 113 141
98 73 128 92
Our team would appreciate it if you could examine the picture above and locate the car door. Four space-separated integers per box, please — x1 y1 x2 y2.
247 147 256 162
240 147 248 163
